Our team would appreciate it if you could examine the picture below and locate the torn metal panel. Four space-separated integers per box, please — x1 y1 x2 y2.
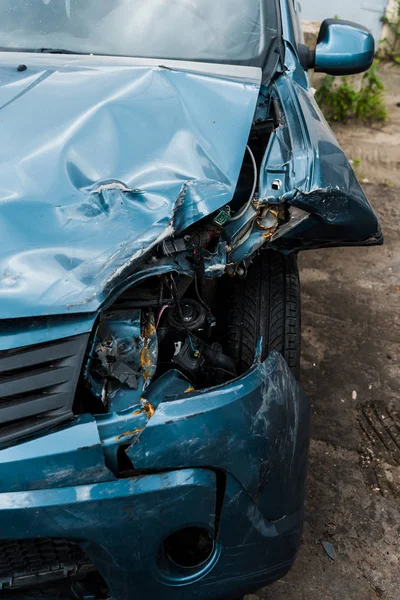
226 200 282 264
128 351 311 520
270 207 310 241
0 53 262 319
258 75 382 251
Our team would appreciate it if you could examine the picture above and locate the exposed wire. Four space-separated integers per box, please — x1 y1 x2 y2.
188 335 200 357
230 144 258 222
156 304 169 329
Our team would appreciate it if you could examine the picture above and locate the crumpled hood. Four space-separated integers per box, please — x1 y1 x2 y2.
0 53 261 319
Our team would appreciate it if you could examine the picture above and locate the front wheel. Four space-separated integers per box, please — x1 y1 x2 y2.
226 251 301 379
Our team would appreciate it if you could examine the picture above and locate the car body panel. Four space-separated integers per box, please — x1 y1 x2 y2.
0 53 261 319
261 67 381 251
0 352 308 599
130 351 310 520
0 469 302 600
0 313 95 351
0 415 114 493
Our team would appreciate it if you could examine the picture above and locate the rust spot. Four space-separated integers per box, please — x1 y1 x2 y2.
142 314 156 338
263 230 275 240
140 346 152 381
132 409 141 416
140 312 157 382
184 387 195 393
141 398 155 419
115 427 144 441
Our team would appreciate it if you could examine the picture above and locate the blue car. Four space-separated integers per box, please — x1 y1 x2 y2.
0 1 381 599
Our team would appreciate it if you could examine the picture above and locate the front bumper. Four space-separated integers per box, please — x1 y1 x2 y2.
0 352 310 599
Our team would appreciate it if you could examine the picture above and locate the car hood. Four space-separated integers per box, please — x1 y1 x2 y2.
0 53 261 319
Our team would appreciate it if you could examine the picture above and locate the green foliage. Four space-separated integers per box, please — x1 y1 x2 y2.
380 0 400 62
315 66 387 123
355 67 387 121
315 76 357 121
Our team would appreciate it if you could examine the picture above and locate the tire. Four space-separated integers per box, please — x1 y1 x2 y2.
226 250 301 379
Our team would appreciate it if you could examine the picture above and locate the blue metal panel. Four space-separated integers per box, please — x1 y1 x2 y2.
0 469 218 597
129 351 310 520
314 19 375 75
258 68 381 251
0 313 96 351
0 468 303 599
0 53 261 320
0 415 114 492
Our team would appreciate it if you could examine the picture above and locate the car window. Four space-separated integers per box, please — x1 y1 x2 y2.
288 0 300 44
0 0 279 67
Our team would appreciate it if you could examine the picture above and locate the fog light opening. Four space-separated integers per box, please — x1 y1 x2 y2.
163 527 214 569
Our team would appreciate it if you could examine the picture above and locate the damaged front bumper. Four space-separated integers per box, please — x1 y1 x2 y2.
0 351 310 600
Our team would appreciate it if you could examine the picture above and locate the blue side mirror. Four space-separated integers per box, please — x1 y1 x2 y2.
315 19 375 75
299 19 375 76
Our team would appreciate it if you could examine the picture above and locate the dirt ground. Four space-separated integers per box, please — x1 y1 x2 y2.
246 69 400 600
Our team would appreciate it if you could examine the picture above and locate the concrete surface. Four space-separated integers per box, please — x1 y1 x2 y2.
246 183 400 600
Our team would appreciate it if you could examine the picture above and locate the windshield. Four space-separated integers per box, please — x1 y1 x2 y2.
0 0 279 66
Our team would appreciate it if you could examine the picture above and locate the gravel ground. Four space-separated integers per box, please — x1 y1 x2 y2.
247 184 400 600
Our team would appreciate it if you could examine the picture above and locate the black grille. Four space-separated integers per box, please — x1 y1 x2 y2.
0 538 93 591
0 335 88 445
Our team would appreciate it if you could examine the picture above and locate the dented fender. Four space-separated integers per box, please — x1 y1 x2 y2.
129 351 311 520
260 73 382 251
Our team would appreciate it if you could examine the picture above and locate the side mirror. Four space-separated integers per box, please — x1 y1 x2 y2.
299 19 375 76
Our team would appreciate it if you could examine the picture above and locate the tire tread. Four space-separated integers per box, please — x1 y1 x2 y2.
226 251 301 378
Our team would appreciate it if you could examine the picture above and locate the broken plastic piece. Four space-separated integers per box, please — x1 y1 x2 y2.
321 540 336 561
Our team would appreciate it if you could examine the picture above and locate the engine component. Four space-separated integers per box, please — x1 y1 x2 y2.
86 309 158 412
167 299 207 332
162 238 187 256
201 342 237 376
173 338 204 373
172 336 236 381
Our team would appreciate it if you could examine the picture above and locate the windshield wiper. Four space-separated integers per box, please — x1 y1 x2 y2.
39 48 85 55
0 46 85 55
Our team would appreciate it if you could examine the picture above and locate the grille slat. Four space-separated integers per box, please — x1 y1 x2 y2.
0 538 94 591
0 334 89 445
0 338 80 372
0 365 72 399
0 394 66 423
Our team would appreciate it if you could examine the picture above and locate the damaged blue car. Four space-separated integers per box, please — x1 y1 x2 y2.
0 1 381 599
